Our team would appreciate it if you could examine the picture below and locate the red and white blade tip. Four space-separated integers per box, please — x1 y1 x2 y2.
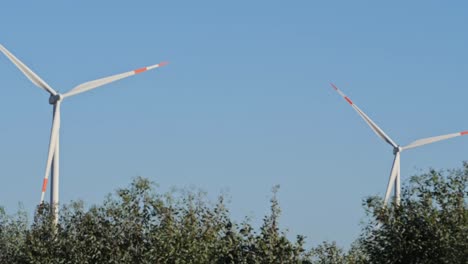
133 61 168 74
330 83 353 105
461 131 468 136
330 82 339 91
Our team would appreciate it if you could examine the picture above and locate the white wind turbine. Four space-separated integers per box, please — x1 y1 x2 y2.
0 44 167 221
330 83 467 205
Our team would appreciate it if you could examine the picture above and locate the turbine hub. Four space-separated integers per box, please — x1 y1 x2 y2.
49 94 63 105
393 146 402 155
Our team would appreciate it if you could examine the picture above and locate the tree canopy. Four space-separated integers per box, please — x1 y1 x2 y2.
359 162 468 264
1 162 466 263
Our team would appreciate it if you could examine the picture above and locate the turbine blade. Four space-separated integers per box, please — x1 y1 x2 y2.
395 157 401 206
51 133 60 224
0 44 57 95
384 152 400 205
402 131 468 151
330 83 398 148
63 61 168 98
40 102 61 203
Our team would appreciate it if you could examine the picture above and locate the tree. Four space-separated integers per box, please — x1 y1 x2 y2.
1 162 466 263
360 162 468 264
0 178 312 263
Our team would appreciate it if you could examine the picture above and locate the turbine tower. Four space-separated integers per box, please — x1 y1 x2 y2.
330 83 467 205
0 44 167 222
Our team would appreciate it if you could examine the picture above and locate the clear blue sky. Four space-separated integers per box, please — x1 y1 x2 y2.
1 1 467 247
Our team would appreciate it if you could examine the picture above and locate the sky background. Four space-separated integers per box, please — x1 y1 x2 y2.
1 1 467 247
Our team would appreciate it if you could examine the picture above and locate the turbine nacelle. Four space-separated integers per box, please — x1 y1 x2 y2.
393 146 402 155
49 94 63 105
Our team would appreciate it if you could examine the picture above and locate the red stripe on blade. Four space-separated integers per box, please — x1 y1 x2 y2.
159 61 169 67
41 179 48 192
344 96 353 105
134 67 147 74
330 83 338 91
461 131 468 136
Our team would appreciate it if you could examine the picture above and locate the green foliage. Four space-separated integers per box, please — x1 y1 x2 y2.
360 162 468 264
1 162 466 263
310 241 368 264
0 206 29 262
0 178 311 263
311 241 347 264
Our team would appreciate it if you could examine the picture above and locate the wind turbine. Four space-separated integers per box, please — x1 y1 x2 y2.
330 83 467 205
0 44 167 221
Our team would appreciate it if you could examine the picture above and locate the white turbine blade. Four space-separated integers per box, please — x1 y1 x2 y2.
395 160 401 206
384 152 400 205
51 117 60 224
63 61 168 98
40 102 61 203
330 83 398 148
0 44 57 95
402 131 468 151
